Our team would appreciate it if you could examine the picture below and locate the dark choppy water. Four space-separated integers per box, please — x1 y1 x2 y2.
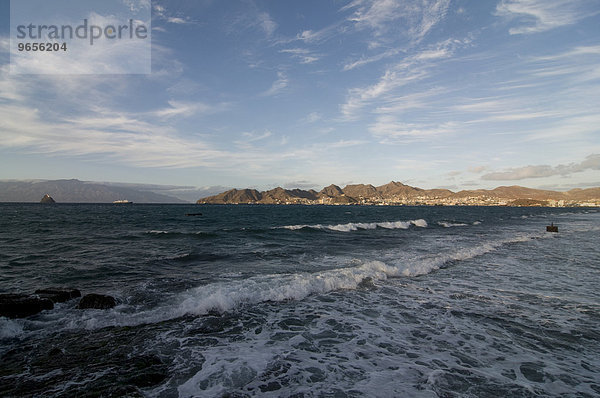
1 204 599 397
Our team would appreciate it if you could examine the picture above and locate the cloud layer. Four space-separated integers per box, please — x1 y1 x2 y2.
483 154 600 180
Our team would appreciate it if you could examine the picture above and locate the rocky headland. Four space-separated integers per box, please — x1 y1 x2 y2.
197 181 600 207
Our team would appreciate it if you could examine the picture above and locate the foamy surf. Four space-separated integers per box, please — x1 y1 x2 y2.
280 219 428 232
3 204 599 397
0 318 24 339
12 230 550 334
437 221 468 227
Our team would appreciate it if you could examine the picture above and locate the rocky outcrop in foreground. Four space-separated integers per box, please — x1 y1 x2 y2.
77 294 117 310
0 288 117 318
0 294 55 318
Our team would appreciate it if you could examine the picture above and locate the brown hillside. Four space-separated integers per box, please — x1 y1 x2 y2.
376 181 423 197
343 184 379 198
197 188 262 204
320 184 344 197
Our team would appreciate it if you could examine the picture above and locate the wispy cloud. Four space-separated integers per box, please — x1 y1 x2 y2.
151 100 229 119
280 48 321 64
280 0 452 72
523 45 600 86
449 43 600 143
291 23 341 44
261 71 289 97
0 103 223 168
452 97 557 124
340 40 460 120
344 0 451 42
341 69 428 120
233 130 274 149
482 154 600 180
495 0 598 34
531 45 600 60
326 139 369 148
153 4 195 25
342 47 403 71
228 5 278 39
0 65 26 102
373 87 448 115
257 12 278 37
0 98 332 172
524 114 600 142
369 116 457 143
301 112 322 124
241 130 273 142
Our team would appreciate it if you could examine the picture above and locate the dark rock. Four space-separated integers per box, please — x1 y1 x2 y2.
40 194 56 204
357 277 376 290
0 293 54 318
35 288 81 303
77 294 117 310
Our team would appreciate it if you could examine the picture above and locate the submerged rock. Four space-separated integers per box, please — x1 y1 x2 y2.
0 294 54 319
77 293 117 310
357 276 376 290
35 288 81 303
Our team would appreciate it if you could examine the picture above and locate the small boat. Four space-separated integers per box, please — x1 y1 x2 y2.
113 199 133 204
546 223 558 233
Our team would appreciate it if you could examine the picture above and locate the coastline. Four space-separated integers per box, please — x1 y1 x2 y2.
197 182 600 207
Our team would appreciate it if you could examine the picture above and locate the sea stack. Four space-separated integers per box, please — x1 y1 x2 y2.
40 194 56 204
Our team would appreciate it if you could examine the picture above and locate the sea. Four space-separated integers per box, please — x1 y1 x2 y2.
0 203 599 397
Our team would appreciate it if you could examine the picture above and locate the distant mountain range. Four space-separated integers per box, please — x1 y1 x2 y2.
197 181 600 207
0 179 186 203
2 179 598 206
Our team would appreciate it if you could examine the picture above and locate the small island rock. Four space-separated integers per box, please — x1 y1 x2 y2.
77 293 117 310
40 194 56 204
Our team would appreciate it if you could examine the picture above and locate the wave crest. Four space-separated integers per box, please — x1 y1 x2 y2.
281 219 428 232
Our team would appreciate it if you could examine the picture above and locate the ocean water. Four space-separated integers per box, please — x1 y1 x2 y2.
0 204 599 397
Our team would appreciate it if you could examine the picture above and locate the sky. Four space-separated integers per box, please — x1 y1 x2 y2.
0 0 599 194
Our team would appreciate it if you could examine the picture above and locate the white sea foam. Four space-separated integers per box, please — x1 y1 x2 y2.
78 233 545 330
0 318 24 339
437 221 468 228
13 231 546 333
68 265 391 330
281 219 428 232
174 222 600 397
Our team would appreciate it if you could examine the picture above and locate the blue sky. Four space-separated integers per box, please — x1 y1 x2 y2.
1 0 599 194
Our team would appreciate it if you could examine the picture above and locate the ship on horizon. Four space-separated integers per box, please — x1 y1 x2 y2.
112 199 133 204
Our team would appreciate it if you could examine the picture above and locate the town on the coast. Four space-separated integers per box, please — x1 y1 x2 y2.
198 181 600 207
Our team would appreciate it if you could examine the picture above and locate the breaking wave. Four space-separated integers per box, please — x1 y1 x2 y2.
24 231 547 333
280 219 428 232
